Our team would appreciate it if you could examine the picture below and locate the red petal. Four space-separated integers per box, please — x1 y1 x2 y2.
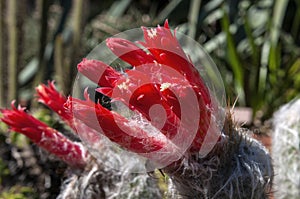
66 95 167 154
95 87 113 98
140 21 211 106
106 68 181 139
106 38 155 67
77 58 121 87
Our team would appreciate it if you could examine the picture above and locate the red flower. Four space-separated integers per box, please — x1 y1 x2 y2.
109 21 214 152
77 58 121 88
0 102 87 168
36 81 102 149
36 81 74 128
65 90 169 154
74 20 217 158
106 38 155 67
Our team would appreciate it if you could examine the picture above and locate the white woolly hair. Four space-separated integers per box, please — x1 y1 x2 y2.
272 99 300 198
165 115 273 199
57 152 162 199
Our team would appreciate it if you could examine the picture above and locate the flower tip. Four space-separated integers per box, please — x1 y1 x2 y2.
10 100 16 108
105 37 112 43
36 84 43 91
105 37 115 49
106 37 136 50
48 80 56 87
77 59 87 71
83 87 90 100
77 58 98 72
10 100 23 112
35 84 46 96
164 19 169 29
35 81 57 97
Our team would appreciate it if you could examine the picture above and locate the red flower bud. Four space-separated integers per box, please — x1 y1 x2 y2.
77 58 121 87
36 81 74 128
0 102 87 168
106 38 155 67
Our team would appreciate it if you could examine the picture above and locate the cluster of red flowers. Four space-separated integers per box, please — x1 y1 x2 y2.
1 21 219 168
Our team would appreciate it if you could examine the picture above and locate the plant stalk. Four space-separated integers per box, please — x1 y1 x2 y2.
7 0 18 104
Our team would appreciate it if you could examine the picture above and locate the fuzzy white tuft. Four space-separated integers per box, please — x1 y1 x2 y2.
272 99 300 198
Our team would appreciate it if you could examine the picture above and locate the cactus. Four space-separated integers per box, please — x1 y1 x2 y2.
272 99 300 198
165 114 273 199
69 20 273 198
1 21 273 198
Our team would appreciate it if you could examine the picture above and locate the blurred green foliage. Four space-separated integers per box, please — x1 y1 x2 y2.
0 158 10 184
173 0 300 119
0 186 36 199
201 0 300 119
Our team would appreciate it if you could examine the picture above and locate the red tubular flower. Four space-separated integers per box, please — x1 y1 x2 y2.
77 58 121 87
65 91 169 154
36 81 102 147
77 59 183 140
36 81 74 128
0 102 87 168
105 21 214 152
95 68 182 139
73 20 219 160
139 21 211 104
106 38 156 67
